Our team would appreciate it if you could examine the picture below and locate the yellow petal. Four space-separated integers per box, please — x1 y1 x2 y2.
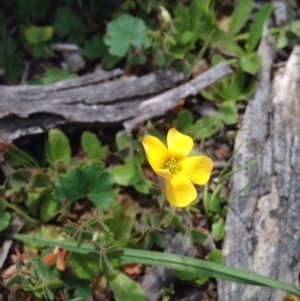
143 135 169 171
155 169 174 179
165 172 197 207
180 156 213 185
167 128 193 160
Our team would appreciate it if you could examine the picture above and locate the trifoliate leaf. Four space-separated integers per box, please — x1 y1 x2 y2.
104 14 150 57
55 164 115 209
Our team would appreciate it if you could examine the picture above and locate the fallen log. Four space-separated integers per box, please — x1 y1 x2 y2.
218 32 300 300
0 63 232 141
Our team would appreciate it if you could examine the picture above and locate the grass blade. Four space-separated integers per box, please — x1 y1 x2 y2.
8 234 300 297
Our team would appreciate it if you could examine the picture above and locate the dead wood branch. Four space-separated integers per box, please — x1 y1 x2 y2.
123 62 232 132
0 63 231 141
218 32 300 300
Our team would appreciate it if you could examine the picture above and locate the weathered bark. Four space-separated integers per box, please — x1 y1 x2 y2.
0 63 232 141
218 34 300 299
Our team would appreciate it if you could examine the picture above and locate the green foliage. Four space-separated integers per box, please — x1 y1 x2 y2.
105 197 136 243
67 252 101 280
108 271 147 301
48 129 71 164
208 249 224 265
24 26 54 45
81 131 108 160
104 14 150 57
240 52 262 75
211 217 225 241
227 0 253 37
0 202 11 231
246 3 273 52
174 110 221 140
26 67 76 85
54 6 87 44
55 164 116 209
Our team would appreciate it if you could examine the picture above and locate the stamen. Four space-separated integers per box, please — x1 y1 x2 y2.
165 158 179 174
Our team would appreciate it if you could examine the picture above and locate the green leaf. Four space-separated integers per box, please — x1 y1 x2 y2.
191 229 207 243
187 116 221 140
208 249 224 264
81 131 107 160
205 192 222 214
67 252 101 279
104 14 150 57
54 6 87 44
236 79 256 101
9 170 31 191
105 196 136 242
48 129 71 163
211 217 225 241
0 203 11 231
228 0 253 36
39 193 60 223
116 130 132 151
83 34 106 60
240 52 262 75
24 26 54 44
276 30 289 49
74 284 94 301
55 164 115 209
174 110 194 133
108 271 147 301
174 4 191 33
246 2 273 52
219 101 238 125
39 68 76 85
227 64 246 99
110 163 139 187
212 30 245 56
133 178 152 194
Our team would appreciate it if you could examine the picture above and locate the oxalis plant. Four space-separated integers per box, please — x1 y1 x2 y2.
1 128 300 300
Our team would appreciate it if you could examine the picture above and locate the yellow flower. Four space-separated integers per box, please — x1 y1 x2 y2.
142 128 213 207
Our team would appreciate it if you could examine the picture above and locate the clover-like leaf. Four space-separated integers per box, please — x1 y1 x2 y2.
55 164 115 209
24 26 54 44
104 14 150 58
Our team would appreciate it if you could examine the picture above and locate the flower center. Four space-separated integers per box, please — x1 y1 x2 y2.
165 158 179 174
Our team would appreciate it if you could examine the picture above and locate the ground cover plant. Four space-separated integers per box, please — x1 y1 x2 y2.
1 0 300 300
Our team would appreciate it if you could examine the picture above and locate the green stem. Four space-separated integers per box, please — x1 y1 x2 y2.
1 199 39 225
